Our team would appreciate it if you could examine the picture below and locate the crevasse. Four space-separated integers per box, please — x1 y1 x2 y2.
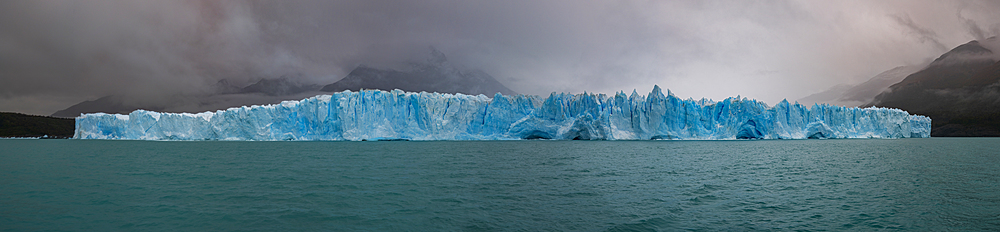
74 86 931 140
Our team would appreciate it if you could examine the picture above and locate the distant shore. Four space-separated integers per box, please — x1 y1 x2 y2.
0 112 75 138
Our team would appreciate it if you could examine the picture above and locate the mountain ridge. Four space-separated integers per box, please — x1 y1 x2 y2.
798 65 923 107
320 48 515 96
51 49 515 118
866 37 1000 136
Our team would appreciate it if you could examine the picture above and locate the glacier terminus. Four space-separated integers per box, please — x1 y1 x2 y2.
74 86 931 140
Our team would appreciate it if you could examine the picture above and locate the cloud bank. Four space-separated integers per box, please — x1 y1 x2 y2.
1 0 999 115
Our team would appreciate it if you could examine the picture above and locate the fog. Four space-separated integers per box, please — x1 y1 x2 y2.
1 0 999 115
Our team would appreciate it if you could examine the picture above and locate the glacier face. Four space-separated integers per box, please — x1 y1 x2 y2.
74 86 931 141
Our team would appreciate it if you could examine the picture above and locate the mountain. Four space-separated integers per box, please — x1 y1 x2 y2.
51 95 160 118
237 75 320 96
866 37 1000 136
321 48 516 96
51 77 322 118
798 65 923 107
0 112 74 138
53 48 515 118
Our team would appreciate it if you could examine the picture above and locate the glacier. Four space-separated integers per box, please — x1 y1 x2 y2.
74 86 931 140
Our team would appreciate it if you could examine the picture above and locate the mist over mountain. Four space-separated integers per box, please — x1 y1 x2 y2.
237 75 322 96
51 77 326 118
866 37 1000 136
50 49 514 118
321 48 515 96
51 95 161 118
798 65 924 107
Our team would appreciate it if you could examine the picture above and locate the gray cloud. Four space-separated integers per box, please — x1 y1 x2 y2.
2 0 1000 115
891 14 948 51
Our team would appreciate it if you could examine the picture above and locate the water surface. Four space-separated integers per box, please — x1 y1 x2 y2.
1 138 998 231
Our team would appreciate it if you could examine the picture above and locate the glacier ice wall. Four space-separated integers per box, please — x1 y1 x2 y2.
74 86 931 140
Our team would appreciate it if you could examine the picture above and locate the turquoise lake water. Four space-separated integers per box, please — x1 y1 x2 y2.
1 138 998 231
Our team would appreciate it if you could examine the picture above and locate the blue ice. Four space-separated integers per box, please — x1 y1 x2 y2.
74 86 931 140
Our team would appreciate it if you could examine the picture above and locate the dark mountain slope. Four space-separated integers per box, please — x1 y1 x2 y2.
867 37 1000 136
0 112 74 138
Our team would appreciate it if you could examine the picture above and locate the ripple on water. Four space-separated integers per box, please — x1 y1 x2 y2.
1 139 999 230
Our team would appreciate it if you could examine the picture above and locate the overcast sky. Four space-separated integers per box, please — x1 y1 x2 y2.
2 0 999 115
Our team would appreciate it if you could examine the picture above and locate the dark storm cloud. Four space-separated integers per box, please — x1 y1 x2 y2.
2 0 1000 115
0 1 283 113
